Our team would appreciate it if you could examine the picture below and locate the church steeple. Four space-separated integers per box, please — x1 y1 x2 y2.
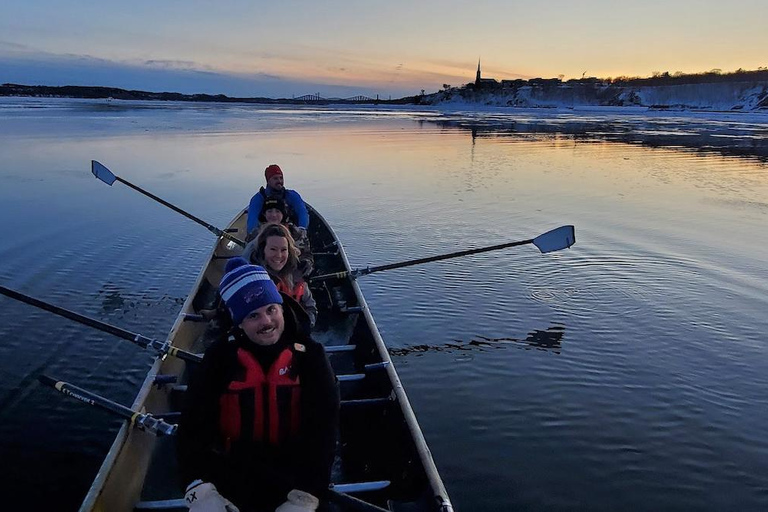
475 58 481 85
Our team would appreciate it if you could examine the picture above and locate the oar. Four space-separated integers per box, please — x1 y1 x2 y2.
38 375 177 436
0 285 203 364
91 160 246 247
312 224 575 282
39 375 388 512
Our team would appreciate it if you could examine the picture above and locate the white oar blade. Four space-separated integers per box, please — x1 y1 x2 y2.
91 160 117 185
533 225 575 253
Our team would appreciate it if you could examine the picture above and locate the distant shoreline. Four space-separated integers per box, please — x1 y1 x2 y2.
4 76 768 113
0 83 420 105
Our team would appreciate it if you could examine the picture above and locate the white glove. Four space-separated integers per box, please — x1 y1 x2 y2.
185 480 240 512
274 489 320 512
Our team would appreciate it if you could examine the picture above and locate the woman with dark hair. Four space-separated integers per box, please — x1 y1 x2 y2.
244 223 317 328
247 197 313 276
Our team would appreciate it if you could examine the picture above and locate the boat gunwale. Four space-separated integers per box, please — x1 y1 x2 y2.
79 208 248 512
308 205 453 512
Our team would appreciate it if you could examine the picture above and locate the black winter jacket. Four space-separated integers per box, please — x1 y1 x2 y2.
176 301 338 511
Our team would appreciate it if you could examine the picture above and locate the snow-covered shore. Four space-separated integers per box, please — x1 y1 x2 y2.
431 80 768 112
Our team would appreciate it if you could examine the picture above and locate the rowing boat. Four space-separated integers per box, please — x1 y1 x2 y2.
79 204 453 512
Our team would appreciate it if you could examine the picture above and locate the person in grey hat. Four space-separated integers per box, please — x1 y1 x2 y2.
177 257 338 512
248 196 313 276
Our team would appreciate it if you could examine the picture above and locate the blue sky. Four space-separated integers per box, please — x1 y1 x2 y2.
1 0 766 98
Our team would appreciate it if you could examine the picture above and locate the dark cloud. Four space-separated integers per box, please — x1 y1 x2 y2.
0 52 415 97
0 40 31 51
144 59 201 70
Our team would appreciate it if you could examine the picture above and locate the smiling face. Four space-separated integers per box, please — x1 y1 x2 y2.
267 174 284 191
264 208 284 224
239 303 285 346
263 235 289 272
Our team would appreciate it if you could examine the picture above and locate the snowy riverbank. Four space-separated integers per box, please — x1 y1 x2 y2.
430 80 768 112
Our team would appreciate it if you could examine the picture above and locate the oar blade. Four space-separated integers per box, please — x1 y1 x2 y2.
92 160 117 185
533 225 576 253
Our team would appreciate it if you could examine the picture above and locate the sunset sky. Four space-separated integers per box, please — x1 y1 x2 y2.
1 0 766 98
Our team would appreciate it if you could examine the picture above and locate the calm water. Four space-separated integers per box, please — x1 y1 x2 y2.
1 98 767 511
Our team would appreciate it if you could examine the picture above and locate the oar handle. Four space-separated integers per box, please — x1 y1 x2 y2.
310 270 350 283
0 285 202 363
114 176 246 247
38 375 177 436
167 345 203 364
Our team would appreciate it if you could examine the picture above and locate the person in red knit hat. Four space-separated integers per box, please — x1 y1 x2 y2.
247 164 309 240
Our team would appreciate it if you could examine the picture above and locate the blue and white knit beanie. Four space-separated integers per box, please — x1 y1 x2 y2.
220 257 283 326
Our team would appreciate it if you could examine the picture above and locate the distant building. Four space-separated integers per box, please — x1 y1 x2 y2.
501 79 526 89
474 59 498 87
528 78 562 86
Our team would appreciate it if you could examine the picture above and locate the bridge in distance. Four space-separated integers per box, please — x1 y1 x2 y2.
293 94 381 103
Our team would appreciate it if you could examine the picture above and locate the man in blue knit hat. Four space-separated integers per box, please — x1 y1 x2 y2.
219 259 286 345
177 257 339 512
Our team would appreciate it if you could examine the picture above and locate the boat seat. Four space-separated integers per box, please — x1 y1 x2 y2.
134 500 185 511
153 374 178 386
337 361 389 382
326 344 356 353
164 393 393 407
340 396 394 407
170 365 378 390
134 481 391 510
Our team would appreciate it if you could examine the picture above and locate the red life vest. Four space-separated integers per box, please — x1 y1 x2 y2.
276 279 306 302
218 346 301 448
